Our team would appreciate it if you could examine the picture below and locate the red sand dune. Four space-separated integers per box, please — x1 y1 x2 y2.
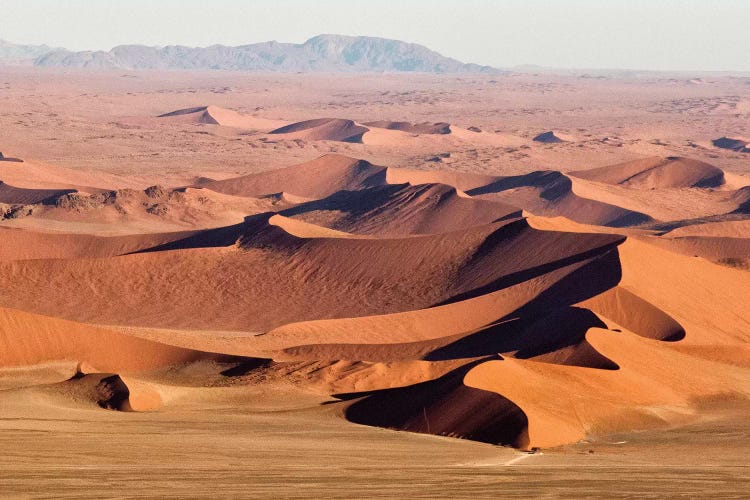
196 154 386 199
0 306 230 373
158 105 287 130
280 182 522 235
569 156 726 189
0 213 624 332
0 181 75 205
363 120 451 135
270 118 369 143
0 226 201 260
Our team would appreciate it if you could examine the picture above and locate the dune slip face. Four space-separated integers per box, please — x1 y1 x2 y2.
1 68 750 497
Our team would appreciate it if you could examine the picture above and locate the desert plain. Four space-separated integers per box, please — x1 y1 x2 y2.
1 67 750 497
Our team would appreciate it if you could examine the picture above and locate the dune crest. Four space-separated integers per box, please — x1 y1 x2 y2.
270 118 369 143
570 156 726 189
159 105 288 130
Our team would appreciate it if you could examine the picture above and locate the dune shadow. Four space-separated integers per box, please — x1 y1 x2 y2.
438 236 624 307
340 358 529 447
129 213 275 254
424 306 617 369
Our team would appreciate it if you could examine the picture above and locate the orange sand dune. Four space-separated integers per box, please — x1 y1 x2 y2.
467 171 652 227
570 156 725 189
280 182 521 235
361 124 524 147
640 235 750 265
0 226 201 260
336 235 750 449
0 185 284 235
665 219 750 238
385 167 499 192
364 120 451 134
197 154 386 199
158 105 287 130
568 176 745 222
270 118 369 143
465 327 750 449
0 157 144 191
0 181 75 205
263 250 619 355
0 215 623 332
0 306 231 374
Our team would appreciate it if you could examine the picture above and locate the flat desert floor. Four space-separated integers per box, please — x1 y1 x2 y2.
1 68 749 498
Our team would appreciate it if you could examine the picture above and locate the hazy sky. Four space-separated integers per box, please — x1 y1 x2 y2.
2 0 748 71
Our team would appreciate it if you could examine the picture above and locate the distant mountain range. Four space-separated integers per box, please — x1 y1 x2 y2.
0 35 497 73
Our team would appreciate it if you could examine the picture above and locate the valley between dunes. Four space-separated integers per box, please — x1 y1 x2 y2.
1 70 749 497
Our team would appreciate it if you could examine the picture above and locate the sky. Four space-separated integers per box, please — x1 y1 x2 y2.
1 0 749 71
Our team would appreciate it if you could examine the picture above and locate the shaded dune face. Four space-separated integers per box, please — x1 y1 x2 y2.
0 181 75 205
532 131 566 143
713 137 748 152
158 106 211 118
342 360 530 448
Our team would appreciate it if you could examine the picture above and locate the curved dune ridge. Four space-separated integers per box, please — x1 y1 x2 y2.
0 181 76 205
196 154 387 199
196 154 652 228
279 183 522 235
158 105 287 130
2 151 750 451
363 120 452 135
270 118 370 143
569 156 726 189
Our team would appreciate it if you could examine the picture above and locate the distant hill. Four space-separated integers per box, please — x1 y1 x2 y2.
0 40 60 64
1 35 498 73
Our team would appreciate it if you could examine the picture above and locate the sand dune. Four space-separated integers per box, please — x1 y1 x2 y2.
664 219 750 238
0 157 142 192
197 154 386 199
364 120 451 134
280 182 522 235
0 306 231 375
158 105 287 130
0 226 201 260
270 118 369 143
0 215 623 333
0 181 74 205
467 170 652 227
0 184 284 235
570 156 725 189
